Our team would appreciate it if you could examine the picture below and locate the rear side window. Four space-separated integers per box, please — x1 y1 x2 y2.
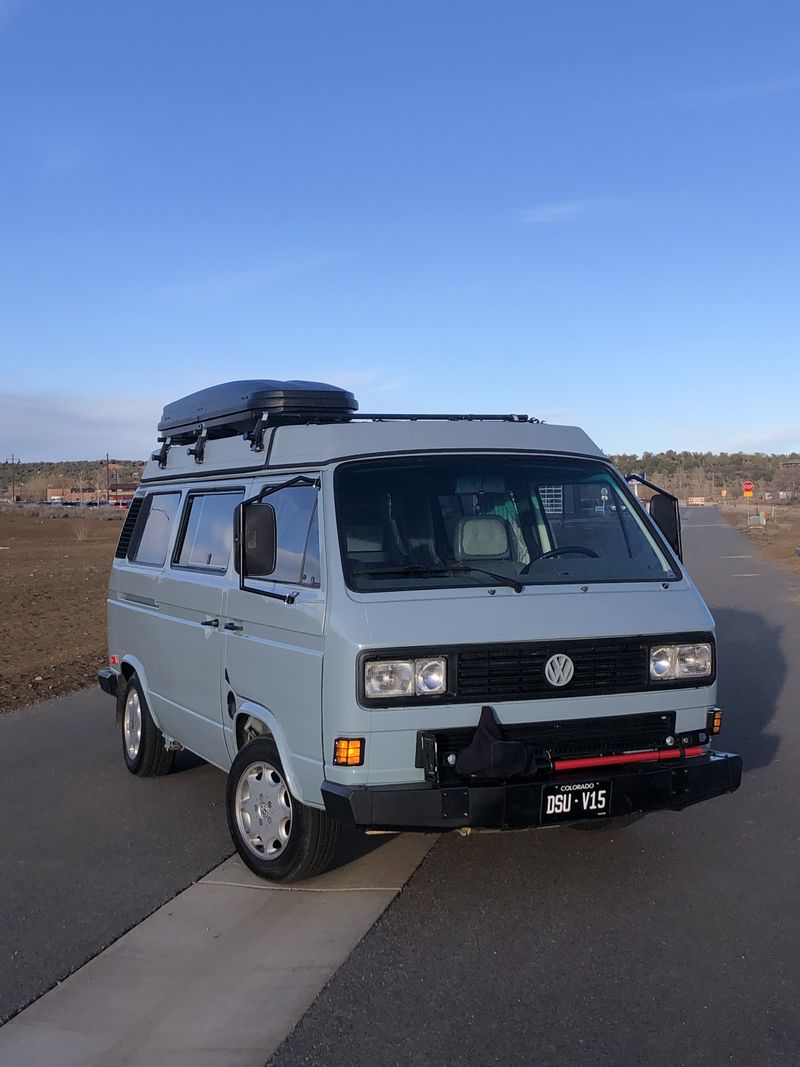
175 492 243 571
130 493 181 566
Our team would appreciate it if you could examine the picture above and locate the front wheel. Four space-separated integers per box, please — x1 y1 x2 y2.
226 737 339 883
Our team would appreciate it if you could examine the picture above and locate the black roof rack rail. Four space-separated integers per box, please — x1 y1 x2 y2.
307 413 538 424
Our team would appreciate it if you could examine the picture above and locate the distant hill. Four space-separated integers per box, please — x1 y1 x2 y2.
2 450 798 502
0 460 146 501
610 451 800 498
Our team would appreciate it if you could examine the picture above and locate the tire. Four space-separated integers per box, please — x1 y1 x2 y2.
226 737 339 883
120 672 175 777
570 812 645 832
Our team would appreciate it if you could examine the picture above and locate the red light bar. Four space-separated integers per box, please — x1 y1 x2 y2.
554 746 704 772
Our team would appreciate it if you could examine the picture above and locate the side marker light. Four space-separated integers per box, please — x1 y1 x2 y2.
333 738 365 766
707 708 723 736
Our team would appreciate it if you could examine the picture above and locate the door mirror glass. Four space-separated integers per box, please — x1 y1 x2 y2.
240 502 277 576
649 494 682 560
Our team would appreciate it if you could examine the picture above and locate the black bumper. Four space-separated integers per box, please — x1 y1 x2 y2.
98 669 118 698
322 751 743 831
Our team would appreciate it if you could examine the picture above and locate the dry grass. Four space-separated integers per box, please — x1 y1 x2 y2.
721 504 800 577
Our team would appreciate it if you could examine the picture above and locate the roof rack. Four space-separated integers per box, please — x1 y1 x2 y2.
321 413 537 423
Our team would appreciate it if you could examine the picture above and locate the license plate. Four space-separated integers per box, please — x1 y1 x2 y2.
540 780 612 824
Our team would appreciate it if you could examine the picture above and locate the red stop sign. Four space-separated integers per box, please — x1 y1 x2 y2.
742 481 755 493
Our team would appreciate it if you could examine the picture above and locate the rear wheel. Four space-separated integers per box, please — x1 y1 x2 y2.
121 672 175 777
226 737 339 883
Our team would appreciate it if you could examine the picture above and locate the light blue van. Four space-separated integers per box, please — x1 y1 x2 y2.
99 381 741 882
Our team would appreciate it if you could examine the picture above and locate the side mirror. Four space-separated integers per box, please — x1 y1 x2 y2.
238 502 277 576
649 493 682 561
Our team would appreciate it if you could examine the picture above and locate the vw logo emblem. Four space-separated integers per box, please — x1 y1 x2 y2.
544 653 574 688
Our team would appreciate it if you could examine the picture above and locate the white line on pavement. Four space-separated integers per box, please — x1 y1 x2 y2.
719 555 752 559
204 879 405 893
731 573 764 577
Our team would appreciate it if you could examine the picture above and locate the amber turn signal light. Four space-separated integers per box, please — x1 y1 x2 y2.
707 708 723 736
333 738 365 766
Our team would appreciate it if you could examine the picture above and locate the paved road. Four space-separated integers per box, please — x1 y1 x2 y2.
270 509 800 1066
0 691 233 1024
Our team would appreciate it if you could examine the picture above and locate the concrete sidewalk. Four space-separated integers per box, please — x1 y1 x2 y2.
0 834 438 1066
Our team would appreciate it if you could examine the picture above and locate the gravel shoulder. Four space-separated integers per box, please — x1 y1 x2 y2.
720 504 800 580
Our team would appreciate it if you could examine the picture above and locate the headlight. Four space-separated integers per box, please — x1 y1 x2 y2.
649 642 712 682
364 657 447 700
415 658 447 695
364 660 415 699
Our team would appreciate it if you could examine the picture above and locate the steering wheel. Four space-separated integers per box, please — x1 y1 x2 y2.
520 546 599 573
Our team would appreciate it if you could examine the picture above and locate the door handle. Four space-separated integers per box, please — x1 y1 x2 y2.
223 622 244 632
201 618 220 628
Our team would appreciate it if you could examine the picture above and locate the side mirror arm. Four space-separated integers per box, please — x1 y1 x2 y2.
625 473 683 562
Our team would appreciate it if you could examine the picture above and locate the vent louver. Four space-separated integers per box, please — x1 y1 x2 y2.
114 497 144 559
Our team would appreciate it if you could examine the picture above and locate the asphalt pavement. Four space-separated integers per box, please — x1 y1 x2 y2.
0 690 233 1025
268 509 800 1066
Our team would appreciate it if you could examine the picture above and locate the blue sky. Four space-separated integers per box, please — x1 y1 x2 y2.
1 0 798 461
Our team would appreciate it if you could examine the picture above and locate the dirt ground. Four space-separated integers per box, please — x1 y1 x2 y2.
0 510 124 712
721 504 800 577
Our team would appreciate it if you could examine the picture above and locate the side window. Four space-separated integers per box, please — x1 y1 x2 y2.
249 485 320 586
130 492 181 566
175 491 243 571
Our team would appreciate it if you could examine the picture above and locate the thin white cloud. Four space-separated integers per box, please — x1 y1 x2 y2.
0 391 158 461
156 253 335 301
606 423 800 456
43 144 84 174
519 199 602 224
718 424 800 453
642 77 800 107
0 373 408 460
332 369 405 394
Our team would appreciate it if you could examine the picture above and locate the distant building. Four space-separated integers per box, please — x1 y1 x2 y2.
47 482 138 505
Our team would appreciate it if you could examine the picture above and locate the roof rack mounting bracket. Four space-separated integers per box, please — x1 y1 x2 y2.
187 424 208 464
152 437 172 469
245 413 270 452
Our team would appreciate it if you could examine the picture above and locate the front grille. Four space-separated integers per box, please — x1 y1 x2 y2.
457 638 647 702
427 710 676 784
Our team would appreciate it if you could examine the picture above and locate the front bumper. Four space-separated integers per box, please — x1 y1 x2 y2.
322 751 743 831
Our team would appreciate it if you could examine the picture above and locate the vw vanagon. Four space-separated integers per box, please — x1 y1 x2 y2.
98 380 742 882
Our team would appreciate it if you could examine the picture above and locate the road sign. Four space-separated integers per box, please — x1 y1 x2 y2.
742 481 754 498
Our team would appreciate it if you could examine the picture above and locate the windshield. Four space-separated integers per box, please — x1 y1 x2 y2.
335 455 678 592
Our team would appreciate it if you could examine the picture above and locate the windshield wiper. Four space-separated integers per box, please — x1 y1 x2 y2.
352 563 524 593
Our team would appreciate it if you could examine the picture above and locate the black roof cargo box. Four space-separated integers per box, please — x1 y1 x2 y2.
158 380 358 440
